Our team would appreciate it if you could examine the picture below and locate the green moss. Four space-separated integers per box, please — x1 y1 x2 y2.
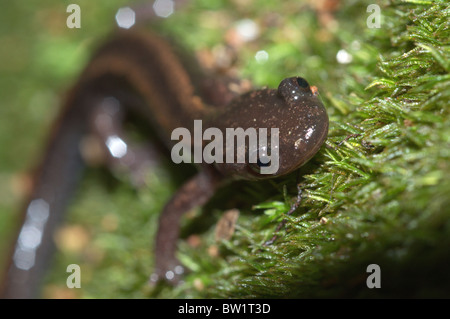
203 1 450 298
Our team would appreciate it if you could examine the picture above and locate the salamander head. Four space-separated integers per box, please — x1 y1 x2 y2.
213 77 329 180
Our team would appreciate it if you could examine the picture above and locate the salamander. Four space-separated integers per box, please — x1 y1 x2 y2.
1 28 328 298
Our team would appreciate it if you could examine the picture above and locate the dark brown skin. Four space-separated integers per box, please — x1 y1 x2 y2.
1 29 328 298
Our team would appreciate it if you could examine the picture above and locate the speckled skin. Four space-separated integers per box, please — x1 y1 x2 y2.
1 30 328 297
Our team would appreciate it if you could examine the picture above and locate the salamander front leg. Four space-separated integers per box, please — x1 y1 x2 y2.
150 167 222 285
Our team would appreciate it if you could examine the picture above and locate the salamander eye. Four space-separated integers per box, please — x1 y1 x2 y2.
248 145 272 174
277 76 313 102
296 77 310 89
